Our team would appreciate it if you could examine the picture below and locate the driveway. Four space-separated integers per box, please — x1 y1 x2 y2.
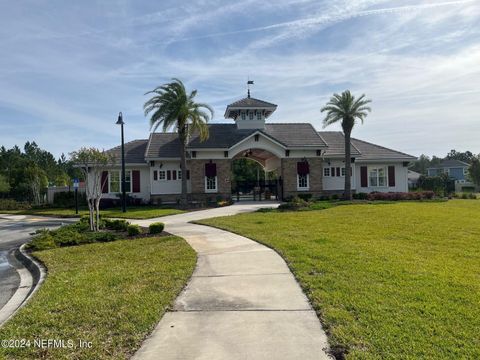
130 202 332 360
0 215 73 312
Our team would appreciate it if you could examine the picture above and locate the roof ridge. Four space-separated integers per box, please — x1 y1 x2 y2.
351 137 415 158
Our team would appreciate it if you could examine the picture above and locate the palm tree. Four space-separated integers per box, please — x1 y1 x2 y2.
321 90 371 200
144 79 213 207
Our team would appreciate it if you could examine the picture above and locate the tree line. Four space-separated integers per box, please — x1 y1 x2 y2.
0 142 81 204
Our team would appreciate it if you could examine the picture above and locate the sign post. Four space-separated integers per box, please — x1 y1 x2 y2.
73 178 79 215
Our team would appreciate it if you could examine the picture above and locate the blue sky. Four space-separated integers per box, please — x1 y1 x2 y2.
0 0 479 158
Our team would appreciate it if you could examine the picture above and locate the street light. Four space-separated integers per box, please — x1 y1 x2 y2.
116 112 127 213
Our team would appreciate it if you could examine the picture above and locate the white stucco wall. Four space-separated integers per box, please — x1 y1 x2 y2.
354 162 408 193
149 161 191 195
322 160 356 191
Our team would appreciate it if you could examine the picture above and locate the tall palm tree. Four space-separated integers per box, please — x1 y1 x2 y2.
321 90 371 200
144 79 213 207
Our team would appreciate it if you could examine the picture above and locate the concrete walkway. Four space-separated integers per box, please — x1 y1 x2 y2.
131 202 331 360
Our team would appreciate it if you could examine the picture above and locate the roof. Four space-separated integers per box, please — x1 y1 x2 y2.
319 131 361 156
145 133 182 158
227 97 277 108
427 159 470 169
105 139 148 163
350 137 416 161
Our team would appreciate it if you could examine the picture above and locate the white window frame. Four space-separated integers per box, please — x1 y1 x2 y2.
109 170 132 193
463 168 468 175
341 167 346 177
323 167 330 177
256 112 262 120
241 112 246 120
158 170 166 181
205 176 218 193
249 111 254 120
178 170 182 180
297 174 309 191
368 166 387 188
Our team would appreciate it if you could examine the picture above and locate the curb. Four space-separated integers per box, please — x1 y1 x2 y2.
0 244 46 327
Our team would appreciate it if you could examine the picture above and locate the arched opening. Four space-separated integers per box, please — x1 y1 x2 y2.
231 148 282 201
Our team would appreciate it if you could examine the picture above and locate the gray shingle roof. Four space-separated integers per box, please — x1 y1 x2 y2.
319 131 361 156
145 133 182 158
264 124 327 147
106 139 148 164
227 97 277 108
427 159 470 169
188 124 255 148
351 137 416 161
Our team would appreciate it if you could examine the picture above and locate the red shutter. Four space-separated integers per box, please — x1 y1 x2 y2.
101 171 108 193
153 170 158 181
297 161 309 175
205 163 217 177
360 166 368 187
336 167 340 177
167 170 171 180
331 167 335 177
132 170 140 193
186 170 190 180
388 166 395 187
172 170 177 180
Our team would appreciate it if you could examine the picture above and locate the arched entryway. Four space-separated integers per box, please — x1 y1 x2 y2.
231 148 282 201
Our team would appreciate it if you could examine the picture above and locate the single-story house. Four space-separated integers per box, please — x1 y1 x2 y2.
100 95 416 203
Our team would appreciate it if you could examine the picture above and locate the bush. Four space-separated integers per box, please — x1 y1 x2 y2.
53 191 87 208
297 193 313 202
331 194 339 200
149 222 165 234
0 199 31 210
88 232 118 242
52 229 89 247
366 191 435 201
127 224 142 236
28 231 55 251
353 192 368 200
104 219 129 231
278 196 309 211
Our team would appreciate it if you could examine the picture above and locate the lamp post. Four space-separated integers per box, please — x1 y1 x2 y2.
116 112 127 213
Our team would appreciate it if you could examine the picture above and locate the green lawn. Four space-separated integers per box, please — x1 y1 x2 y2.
200 200 480 359
0 236 196 360
0 206 184 219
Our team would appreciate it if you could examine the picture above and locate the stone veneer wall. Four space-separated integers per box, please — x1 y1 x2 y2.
187 159 232 201
281 158 323 199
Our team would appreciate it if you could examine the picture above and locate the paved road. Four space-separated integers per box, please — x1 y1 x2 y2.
0 215 73 312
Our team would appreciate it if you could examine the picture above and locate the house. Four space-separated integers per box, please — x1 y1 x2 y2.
101 94 416 203
427 159 470 181
427 159 474 192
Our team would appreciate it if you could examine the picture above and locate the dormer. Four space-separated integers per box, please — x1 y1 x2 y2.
224 96 277 130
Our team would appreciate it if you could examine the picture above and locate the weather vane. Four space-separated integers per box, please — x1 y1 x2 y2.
247 79 254 98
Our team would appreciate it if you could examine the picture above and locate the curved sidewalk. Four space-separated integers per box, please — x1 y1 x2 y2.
131 203 331 360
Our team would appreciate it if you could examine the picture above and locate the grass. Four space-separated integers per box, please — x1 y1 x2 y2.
0 236 196 360
200 200 480 359
0 206 184 219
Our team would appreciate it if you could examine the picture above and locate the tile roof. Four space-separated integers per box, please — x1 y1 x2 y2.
351 137 416 161
105 139 148 164
227 97 277 108
318 131 361 156
427 159 470 169
145 133 182 158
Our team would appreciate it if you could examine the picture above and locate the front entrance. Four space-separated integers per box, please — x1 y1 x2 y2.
231 151 282 201
232 178 282 201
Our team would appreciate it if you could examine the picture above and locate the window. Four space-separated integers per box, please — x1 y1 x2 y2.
297 174 309 190
341 167 346 177
249 112 254 120
285 150 290 157
109 170 131 193
254 134 259 142
158 170 166 180
324 167 330 177
463 168 468 175
205 176 217 192
368 167 387 187
241 112 246 120
178 170 182 180
256 112 262 120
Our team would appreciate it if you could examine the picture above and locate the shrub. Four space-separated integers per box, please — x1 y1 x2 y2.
278 196 309 211
149 222 165 234
331 194 339 200
366 191 435 201
353 192 368 200
297 193 313 202
88 232 118 242
127 224 142 236
53 229 88 247
28 231 55 251
0 199 31 210
104 219 129 232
